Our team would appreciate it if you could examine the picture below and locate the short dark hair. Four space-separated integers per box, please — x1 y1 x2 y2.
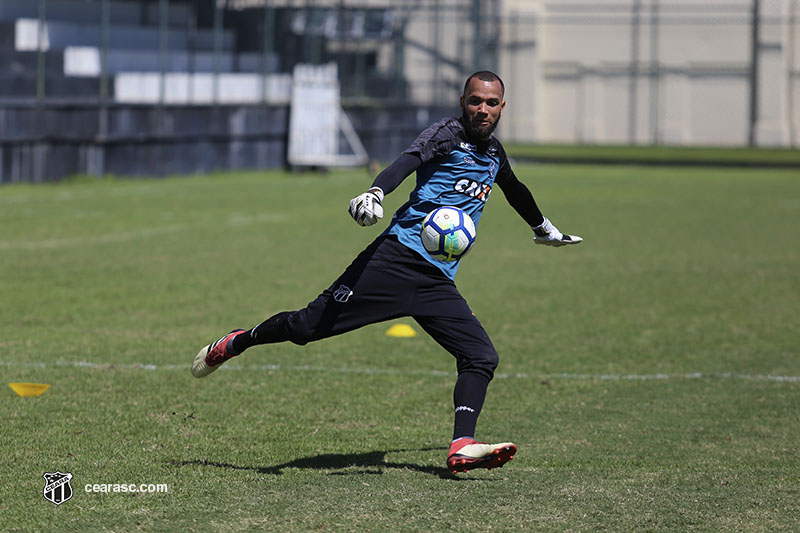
463 71 505 96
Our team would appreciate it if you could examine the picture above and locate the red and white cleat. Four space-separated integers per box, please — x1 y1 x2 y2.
191 329 246 378
446 438 517 474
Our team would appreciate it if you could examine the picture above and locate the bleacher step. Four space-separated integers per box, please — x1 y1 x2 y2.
0 0 192 28
14 18 233 53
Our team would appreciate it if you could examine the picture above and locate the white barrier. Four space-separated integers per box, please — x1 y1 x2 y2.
287 63 367 167
113 72 292 105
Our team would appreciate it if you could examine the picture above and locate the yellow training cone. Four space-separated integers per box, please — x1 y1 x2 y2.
386 324 417 338
9 383 50 397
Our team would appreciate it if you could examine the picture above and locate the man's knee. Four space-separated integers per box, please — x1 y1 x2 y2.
457 348 499 381
284 310 317 345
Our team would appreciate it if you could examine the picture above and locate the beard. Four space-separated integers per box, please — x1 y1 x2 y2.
461 108 501 141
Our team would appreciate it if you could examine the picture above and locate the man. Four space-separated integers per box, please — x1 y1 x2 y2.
192 71 582 474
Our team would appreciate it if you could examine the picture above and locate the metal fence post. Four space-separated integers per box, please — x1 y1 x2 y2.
307 1 321 65
749 0 760 146
262 1 275 102
629 0 642 145
97 0 111 177
188 8 196 102
355 10 366 98
35 0 47 182
36 0 47 101
394 20 405 101
471 0 482 71
100 0 110 102
432 0 440 105
214 0 223 104
649 0 660 145
786 0 798 146
159 0 169 105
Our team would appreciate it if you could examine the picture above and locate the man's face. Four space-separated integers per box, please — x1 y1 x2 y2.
460 78 506 141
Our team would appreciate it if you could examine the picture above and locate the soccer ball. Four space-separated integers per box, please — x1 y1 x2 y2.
420 206 477 262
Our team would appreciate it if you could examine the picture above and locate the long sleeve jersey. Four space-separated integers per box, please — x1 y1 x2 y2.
374 116 544 279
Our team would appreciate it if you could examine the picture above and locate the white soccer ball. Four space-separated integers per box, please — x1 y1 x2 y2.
420 206 477 262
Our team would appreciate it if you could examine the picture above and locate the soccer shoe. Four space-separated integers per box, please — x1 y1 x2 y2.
447 438 517 474
191 329 246 378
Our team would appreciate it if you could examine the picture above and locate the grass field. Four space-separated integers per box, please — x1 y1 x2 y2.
1 163 799 531
505 143 800 167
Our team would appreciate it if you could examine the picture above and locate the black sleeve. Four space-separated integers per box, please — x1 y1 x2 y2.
370 153 422 196
495 155 545 228
370 118 457 196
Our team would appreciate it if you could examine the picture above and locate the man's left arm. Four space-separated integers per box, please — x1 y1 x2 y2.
495 162 583 247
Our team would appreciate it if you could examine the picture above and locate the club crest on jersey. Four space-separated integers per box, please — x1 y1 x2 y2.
459 141 476 152
333 285 353 303
454 178 492 203
488 161 497 178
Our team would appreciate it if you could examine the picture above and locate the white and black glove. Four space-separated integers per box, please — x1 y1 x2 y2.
532 217 583 246
348 187 384 226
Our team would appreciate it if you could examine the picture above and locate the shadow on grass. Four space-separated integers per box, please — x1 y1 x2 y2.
168 447 493 481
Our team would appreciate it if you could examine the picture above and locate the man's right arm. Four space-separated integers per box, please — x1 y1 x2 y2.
348 153 422 227
370 153 422 196
373 117 457 195
349 117 454 227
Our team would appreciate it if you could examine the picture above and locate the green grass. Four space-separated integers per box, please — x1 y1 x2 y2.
1 164 799 531
505 143 800 166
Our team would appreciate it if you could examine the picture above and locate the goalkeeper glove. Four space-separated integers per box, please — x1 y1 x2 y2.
532 217 583 246
348 187 384 226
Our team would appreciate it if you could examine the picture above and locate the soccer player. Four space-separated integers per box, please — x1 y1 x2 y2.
192 71 582 474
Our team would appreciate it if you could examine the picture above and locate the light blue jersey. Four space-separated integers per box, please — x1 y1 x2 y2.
383 117 513 279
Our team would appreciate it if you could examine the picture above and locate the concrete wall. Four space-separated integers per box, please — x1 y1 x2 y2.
500 0 799 147
397 0 800 148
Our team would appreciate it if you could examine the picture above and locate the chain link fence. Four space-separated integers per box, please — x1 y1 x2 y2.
0 0 797 182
